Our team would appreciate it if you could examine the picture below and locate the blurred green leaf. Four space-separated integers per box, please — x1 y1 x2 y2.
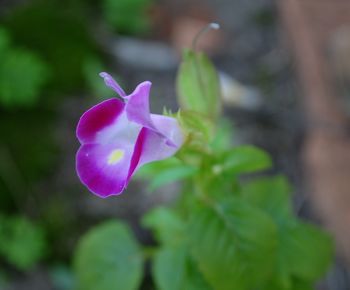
136 157 182 178
217 145 272 175
137 157 198 191
240 175 292 221
5 0 98 93
188 198 277 290
209 119 234 152
0 215 47 270
279 221 333 281
260 219 333 289
102 0 153 35
0 48 50 107
142 207 184 246
0 26 49 107
144 208 211 290
177 50 221 119
153 245 187 290
239 175 333 289
148 165 198 191
74 220 143 290
153 245 212 290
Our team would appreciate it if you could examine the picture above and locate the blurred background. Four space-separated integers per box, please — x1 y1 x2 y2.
0 0 349 289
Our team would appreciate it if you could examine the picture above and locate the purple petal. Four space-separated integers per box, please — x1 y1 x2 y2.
151 114 184 148
127 115 184 179
100 72 127 97
127 128 146 182
125 81 157 130
76 142 134 197
94 111 142 147
76 98 124 144
125 81 178 146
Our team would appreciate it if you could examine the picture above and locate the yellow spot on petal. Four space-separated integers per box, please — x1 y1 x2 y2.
107 149 124 165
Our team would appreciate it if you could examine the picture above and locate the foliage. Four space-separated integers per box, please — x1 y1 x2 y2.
102 0 153 35
73 49 333 289
0 27 49 107
0 215 47 270
177 49 221 120
74 220 144 290
4 0 99 94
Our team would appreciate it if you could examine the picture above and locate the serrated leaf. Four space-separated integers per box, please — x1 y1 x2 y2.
188 198 277 290
240 175 292 221
217 145 272 175
280 221 333 281
74 220 143 290
0 215 47 270
177 50 221 119
144 208 211 290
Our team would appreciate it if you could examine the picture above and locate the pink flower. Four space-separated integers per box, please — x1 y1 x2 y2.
76 73 183 198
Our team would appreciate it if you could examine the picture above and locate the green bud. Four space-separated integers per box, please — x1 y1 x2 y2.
176 49 221 120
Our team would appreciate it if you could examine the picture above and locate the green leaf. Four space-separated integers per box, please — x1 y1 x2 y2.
187 198 277 290
240 176 333 288
185 258 213 290
148 165 198 191
209 119 235 152
153 245 212 290
136 157 182 178
142 207 184 246
261 220 333 290
177 50 221 119
102 0 152 35
153 246 187 290
144 208 211 290
0 215 47 270
74 220 143 290
137 158 198 192
0 48 49 107
216 145 272 175
240 175 292 221
280 221 333 281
